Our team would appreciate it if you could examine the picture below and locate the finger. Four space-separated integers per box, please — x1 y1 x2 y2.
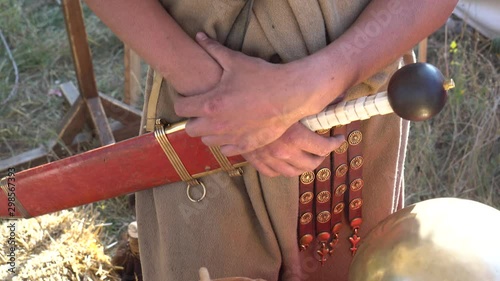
199 268 211 281
200 135 235 147
243 153 280 177
220 137 270 157
253 145 313 177
271 163 303 177
245 152 302 177
285 124 345 156
173 93 221 118
184 117 226 137
280 151 326 172
263 157 305 177
219 144 244 157
195 32 237 68
266 144 325 172
201 129 279 156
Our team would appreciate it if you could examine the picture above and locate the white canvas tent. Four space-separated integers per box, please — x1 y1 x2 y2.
453 0 500 39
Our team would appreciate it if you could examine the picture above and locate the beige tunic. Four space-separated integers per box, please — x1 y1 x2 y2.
136 1 410 280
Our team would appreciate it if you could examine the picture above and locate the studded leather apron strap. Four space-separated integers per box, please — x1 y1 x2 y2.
346 122 364 256
298 170 315 251
313 129 334 265
297 121 363 265
329 125 349 256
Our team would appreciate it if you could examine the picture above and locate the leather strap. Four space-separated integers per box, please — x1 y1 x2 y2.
329 126 348 256
346 122 364 256
145 71 164 132
298 171 315 251
314 129 333 264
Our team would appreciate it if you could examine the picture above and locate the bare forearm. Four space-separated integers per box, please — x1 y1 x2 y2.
298 0 458 115
83 0 221 95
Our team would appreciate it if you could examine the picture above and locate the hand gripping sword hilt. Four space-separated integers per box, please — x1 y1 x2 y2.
300 63 453 131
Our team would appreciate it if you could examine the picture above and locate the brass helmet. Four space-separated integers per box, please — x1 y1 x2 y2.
349 198 500 281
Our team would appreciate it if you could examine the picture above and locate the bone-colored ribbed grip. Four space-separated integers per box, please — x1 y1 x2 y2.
300 91 391 131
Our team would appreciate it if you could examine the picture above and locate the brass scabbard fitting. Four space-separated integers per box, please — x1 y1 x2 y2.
1 176 31 218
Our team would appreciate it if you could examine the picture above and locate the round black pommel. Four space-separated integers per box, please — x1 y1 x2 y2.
387 62 452 121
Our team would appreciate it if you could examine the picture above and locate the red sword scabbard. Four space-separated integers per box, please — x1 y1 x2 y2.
0 123 245 218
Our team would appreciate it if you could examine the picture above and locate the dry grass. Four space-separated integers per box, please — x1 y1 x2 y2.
405 22 500 208
0 1 136 279
0 0 131 159
0 207 119 280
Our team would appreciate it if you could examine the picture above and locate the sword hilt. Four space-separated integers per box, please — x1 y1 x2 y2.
300 63 453 131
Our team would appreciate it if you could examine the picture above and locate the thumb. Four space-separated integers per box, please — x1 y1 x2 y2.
328 134 346 153
199 267 211 281
195 32 234 67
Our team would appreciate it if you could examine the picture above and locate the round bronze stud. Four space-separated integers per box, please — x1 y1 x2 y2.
299 234 314 251
350 178 364 191
350 156 364 170
334 140 348 154
334 184 347 197
316 191 331 204
300 191 314 205
350 198 363 210
350 217 363 228
300 212 313 225
348 130 362 146
316 168 331 182
317 232 331 242
300 171 315 184
335 164 348 177
331 222 343 234
333 202 345 214
317 211 331 224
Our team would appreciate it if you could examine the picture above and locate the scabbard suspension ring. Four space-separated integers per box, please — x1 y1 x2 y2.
153 119 243 202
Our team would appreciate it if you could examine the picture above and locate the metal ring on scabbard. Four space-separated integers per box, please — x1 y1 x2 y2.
154 119 206 202
186 181 207 203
